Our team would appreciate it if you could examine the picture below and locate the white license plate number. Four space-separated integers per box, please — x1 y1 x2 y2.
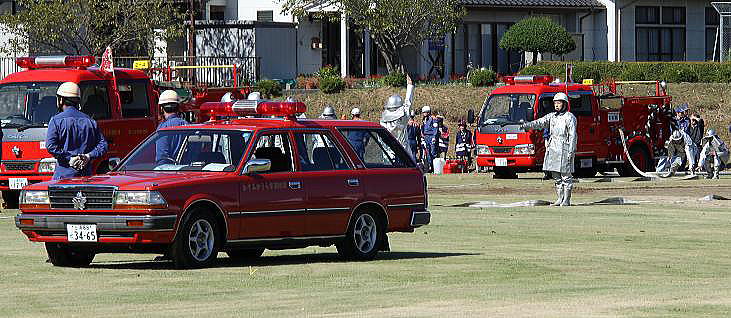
9 178 28 190
67 224 97 242
495 158 508 166
506 134 518 140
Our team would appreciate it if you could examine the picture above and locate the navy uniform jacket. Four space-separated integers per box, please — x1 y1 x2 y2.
422 117 438 137
46 107 108 180
347 130 369 160
155 114 189 164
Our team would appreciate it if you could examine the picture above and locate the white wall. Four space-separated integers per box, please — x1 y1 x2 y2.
237 0 294 22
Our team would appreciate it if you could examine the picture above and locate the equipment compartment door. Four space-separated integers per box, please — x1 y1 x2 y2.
569 92 603 159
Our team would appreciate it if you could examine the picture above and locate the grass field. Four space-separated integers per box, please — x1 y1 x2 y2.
2 174 731 317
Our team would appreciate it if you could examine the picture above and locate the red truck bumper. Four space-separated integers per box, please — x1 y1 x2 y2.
476 155 539 167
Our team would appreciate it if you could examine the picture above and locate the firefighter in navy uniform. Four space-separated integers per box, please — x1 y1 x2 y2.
455 120 473 170
45 82 108 180
155 90 190 165
421 106 438 172
520 92 577 206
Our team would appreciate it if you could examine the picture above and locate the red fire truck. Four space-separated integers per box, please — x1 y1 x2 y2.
0 56 232 208
473 75 673 178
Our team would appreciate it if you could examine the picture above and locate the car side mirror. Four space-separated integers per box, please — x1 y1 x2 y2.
467 109 475 124
243 159 271 174
108 157 121 171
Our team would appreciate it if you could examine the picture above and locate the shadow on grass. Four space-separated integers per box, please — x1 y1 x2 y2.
88 251 476 270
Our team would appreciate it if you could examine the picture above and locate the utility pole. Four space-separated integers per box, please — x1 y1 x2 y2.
188 0 197 83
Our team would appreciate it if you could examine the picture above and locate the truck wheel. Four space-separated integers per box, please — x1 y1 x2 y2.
618 145 651 177
336 210 384 261
226 248 264 261
45 243 95 267
2 190 19 209
171 210 220 269
493 167 517 179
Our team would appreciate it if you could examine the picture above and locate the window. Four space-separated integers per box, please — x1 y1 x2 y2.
340 129 415 169
119 80 149 118
79 81 111 120
257 10 273 22
294 133 350 171
209 5 225 20
479 93 535 126
537 92 592 117
706 7 720 61
636 6 660 24
250 133 294 173
636 6 686 61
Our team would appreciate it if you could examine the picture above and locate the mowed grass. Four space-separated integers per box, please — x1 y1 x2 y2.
2 174 731 317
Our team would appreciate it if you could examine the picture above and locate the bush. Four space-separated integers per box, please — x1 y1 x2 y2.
519 61 731 83
468 69 496 87
661 65 698 83
315 65 340 79
254 80 282 97
296 75 319 89
382 72 407 87
319 76 346 94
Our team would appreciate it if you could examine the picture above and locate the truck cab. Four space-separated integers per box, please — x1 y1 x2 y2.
0 56 160 207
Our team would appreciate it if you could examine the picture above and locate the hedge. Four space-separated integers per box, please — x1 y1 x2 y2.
520 61 731 83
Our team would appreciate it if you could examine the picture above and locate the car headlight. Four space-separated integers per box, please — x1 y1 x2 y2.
20 190 50 205
114 191 167 209
476 145 491 155
38 158 56 173
513 144 535 155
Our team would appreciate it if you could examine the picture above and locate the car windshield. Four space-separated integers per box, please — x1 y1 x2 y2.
479 93 536 126
0 82 62 128
119 129 253 172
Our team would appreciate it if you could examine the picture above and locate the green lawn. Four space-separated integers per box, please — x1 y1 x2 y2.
2 174 731 317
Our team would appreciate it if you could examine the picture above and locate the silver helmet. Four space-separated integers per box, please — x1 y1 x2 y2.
705 129 717 138
385 94 403 110
321 105 336 119
671 130 683 141
286 96 296 102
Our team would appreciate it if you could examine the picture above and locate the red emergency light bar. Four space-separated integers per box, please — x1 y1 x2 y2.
15 56 96 69
200 100 307 119
503 75 555 85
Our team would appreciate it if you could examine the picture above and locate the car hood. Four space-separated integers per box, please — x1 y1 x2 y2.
35 171 234 190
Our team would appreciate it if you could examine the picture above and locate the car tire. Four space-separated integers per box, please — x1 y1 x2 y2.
45 243 95 267
226 248 265 261
336 210 384 261
2 190 19 209
171 210 220 269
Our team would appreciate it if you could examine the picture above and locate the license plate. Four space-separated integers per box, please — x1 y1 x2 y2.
495 158 508 166
506 134 518 140
67 224 97 242
9 178 28 190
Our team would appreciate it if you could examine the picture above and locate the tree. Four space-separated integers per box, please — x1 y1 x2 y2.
0 0 186 57
280 0 465 74
499 17 576 65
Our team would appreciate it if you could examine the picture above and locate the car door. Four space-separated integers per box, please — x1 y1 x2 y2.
235 131 307 239
568 91 602 167
292 131 363 236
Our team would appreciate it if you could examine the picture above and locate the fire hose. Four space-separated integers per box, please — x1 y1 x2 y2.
617 128 665 179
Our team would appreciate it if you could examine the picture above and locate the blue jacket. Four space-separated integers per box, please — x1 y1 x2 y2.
347 130 369 159
46 107 108 180
155 114 189 164
422 117 438 137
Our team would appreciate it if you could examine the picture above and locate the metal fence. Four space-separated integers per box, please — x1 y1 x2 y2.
0 55 260 87
713 2 731 62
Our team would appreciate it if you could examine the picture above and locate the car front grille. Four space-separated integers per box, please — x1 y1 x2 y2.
3 161 36 171
492 147 513 154
49 186 116 210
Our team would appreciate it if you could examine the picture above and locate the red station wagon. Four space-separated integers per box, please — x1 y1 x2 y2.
14 100 430 268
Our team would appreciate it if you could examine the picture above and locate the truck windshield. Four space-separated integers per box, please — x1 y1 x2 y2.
479 93 536 126
0 82 61 128
119 130 253 172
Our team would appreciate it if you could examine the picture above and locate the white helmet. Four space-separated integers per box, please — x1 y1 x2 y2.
351 107 361 116
57 82 80 98
158 90 179 105
321 105 336 118
385 94 403 110
220 92 235 103
671 130 684 141
247 92 262 100
553 92 569 103
421 105 431 114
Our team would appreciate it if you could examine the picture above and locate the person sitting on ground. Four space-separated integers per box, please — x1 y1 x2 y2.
698 129 729 179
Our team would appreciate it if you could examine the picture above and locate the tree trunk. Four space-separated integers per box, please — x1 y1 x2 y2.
372 34 405 74
532 51 538 65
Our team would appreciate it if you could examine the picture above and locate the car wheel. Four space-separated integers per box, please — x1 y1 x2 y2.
172 211 220 269
336 211 384 261
45 243 95 267
226 248 265 261
2 190 19 209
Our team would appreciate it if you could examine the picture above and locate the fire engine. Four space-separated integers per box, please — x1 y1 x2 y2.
472 75 673 178
14 100 430 268
0 56 236 208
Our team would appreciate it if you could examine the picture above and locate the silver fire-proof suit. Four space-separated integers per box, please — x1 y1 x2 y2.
380 83 414 156
664 130 698 175
522 110 577 206
698 135 729 179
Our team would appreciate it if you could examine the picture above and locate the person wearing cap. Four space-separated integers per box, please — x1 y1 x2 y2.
381 74 415 157
664 129 697 176
455 120 473 167
345 107 369 159
155 90 189 165
45 82 108 180
673 103 690 134
698 129 729 179
521 92 577 206
350 107 361 120
421 105 438 172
